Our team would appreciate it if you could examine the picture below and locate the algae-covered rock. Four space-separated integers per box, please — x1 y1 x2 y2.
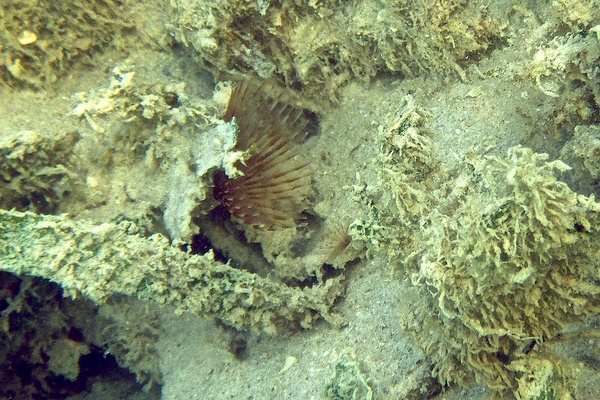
70 65 237 243
552 0 600 31
560 125 600 195
169 0 504 98
0 0 135 88
0 129 79 213
325 353 373 400
45 338 91 382
0 209 344 334
527 27 600 139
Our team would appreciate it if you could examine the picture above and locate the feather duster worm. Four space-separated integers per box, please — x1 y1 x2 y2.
213 81 316 230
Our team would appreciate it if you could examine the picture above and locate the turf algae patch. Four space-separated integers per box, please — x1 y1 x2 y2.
0 209 344 334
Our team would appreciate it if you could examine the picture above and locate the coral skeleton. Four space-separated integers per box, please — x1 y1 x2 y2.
213 80 315 230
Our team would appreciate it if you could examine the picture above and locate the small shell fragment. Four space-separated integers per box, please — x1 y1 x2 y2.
278 355 297 374
18 30 38 46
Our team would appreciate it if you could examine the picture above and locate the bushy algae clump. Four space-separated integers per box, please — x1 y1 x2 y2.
411 146 600 395
363 97 600 397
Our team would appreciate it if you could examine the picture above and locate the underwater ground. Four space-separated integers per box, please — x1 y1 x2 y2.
1 1 599 399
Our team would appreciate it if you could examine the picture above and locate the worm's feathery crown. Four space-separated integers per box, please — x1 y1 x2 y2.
213 80 315 230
